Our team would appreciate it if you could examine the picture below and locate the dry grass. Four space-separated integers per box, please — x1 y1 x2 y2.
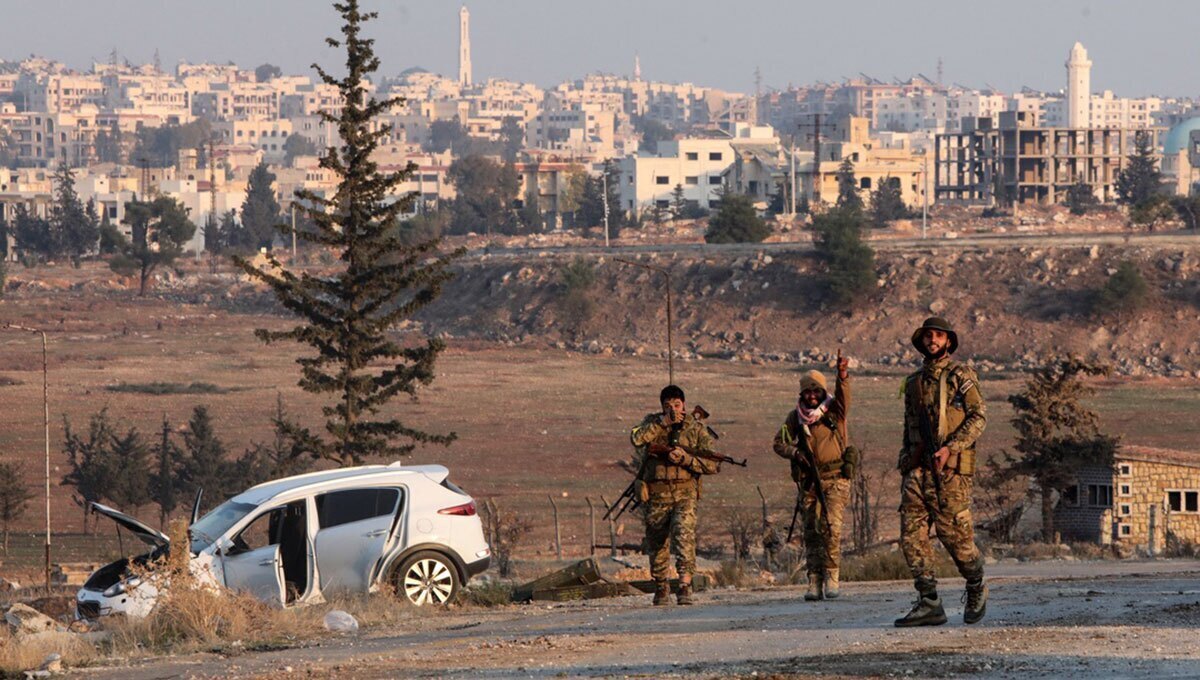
459 581 515 608
102 521 320 656
705 560 769 588
0 627 99 676
839 547 959 582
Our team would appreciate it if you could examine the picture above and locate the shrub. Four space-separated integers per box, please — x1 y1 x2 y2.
812 206 876 304
460 581 515 607
705 193 770 244
105 382 230 395
1065 182 1099 216
1095 260 1148 313
558 257 597 332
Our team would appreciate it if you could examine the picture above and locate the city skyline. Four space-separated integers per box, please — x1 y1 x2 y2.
0 0 1196 97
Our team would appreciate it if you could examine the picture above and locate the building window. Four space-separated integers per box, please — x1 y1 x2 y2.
686 152 698 161
1120 504 1131 516
708 152 722 161
1119 484 1131 496
709 176 722 185
1167 490 1200 513
655 200 669 208
860 177 871 189
655 176 670 185
1120 524 1131 536
685 176 698 185
1118 463 1132 476
1060 485 1079 507
1086 484 1112 507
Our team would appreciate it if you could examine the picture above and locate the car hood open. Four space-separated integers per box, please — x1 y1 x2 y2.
90 502 170 551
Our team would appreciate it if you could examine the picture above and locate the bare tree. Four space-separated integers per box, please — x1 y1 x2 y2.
481 500 530 578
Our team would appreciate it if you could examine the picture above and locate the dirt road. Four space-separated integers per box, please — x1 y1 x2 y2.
82 560 1200 679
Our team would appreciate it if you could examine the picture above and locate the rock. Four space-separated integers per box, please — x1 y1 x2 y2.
4 604 64 637
928 299 947 314
323 610 359 633
0 578 19 592
39 654 61 673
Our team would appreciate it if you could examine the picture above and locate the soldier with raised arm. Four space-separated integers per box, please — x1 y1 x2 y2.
772 350 856 600
630 385 721 605
894 317 988 627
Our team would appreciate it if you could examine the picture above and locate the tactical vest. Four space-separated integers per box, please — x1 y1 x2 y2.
904 360 978 475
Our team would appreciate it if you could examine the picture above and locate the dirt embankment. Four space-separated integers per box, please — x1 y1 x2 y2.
416 243 1200 377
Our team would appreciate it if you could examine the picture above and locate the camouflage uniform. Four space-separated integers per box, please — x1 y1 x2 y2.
773 371 852 575
630 412 720 582
898 354 987 593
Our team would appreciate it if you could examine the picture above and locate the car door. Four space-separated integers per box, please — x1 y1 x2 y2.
312 487 402 593
221 507 285 605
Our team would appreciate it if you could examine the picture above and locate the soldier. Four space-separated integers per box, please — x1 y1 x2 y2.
894 317 988 627
630 385 721 605
773 350 855 601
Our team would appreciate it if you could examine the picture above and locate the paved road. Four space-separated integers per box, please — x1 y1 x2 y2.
468 230 1200 261
83 560 1200 679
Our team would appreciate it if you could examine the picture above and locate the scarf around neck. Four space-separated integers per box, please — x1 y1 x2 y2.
796 395 835 432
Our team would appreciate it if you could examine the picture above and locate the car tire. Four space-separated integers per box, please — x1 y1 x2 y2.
392 551 460 606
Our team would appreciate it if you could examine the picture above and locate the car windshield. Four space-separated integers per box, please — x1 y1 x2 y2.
189 500 257 553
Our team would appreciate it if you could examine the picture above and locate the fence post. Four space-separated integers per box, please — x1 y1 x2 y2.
600 495 617 558
548 495 562 560
585 497 596 556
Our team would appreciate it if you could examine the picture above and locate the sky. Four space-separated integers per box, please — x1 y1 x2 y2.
0 0 1195 98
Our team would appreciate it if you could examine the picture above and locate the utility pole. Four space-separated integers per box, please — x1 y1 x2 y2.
291 203 297 258
922 149 930 239
789 142 797 220
797 113 830 205
602 169 610 247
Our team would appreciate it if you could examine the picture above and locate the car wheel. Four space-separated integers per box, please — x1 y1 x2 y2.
393 551 459 606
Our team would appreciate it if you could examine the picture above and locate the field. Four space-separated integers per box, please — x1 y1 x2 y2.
2 289 1200 578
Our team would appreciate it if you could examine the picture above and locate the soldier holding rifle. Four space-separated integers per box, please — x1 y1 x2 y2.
773 350 856 601
629 385 723 605
894 317 988 627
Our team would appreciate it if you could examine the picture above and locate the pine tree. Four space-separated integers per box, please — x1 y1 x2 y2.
868 176 909 227
1115 131 1163 208
50 160 98 260
150 415 185 529
12 205 53 263
235 1 461 466
179 406 237 509
97 211 122 255
998 357 1118 541
240 162 282 251
105 427 152 512
670 184 687 219
835 157 864 215
812 206 876 304
61 409 119 534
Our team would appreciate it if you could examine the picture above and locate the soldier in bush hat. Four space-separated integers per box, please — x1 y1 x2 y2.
772 350 856 601
894 317 988 627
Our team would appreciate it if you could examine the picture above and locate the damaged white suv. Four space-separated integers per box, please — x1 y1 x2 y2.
76 463 491 620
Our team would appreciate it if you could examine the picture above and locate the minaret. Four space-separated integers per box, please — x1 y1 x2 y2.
1066 42 1091 128
634 52 641 81
458 6 472 88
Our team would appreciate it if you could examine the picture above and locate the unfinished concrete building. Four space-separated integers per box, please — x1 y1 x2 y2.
935 111 1158 206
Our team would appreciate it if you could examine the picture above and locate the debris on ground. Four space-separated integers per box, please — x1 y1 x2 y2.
323 610 359 634
511 558 708 602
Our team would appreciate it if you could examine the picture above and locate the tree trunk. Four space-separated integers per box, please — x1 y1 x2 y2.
139 265 150 296
1042 486 1055 543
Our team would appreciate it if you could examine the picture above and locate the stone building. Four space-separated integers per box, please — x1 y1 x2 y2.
1054 446 1200 554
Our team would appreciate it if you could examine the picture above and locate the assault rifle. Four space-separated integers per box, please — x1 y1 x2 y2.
603 405 745 522
917 408 945 511
786 442 833 544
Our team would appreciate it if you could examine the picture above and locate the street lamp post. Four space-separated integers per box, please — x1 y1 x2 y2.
3 324 50 591
614 258 673 384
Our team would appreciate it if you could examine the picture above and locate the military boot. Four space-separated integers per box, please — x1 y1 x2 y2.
894 592 947 627
652 582 671 606
804 572 824 601
824 569 840 599
963 579 988 624
676 582 694 606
